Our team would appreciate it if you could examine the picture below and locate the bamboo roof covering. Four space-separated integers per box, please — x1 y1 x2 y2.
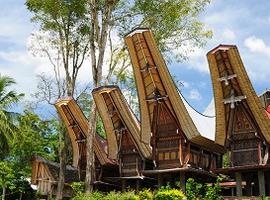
55 98 116 167
92 85 152 159
125 28 224 153
31 155 79 185
207 45 270 145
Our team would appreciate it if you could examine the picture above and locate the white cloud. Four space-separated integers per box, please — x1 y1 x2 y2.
189 89 202 100
184 47 210 73
222 29 236 40
0 2 33 46
242 36 270 82
180 80 190 88
244 36 270 57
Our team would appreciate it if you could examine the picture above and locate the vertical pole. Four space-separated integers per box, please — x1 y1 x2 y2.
158 174 163 188
246 180 252 196
258 170 266 197
136 179 140 192
231 187 234 196
180 172 186 192
122 179 126 192
235 172 242 196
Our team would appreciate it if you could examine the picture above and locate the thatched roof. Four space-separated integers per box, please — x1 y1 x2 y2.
32 155 79 184
207 45 270 145
125 28 224 153
55 98 117 166
92 85 152 159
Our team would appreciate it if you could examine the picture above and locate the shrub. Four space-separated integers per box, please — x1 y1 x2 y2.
186 177 222 200
71 182 84 196
204 177 222 200
154 188 185 200
138 189 153 200
72 191 104 200
185 178 205 200
261 197 270 200
104 191 139 200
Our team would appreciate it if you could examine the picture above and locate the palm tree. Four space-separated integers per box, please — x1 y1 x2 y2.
0 75 24 159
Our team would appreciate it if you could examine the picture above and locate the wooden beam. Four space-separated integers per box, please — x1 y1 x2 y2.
179 172 185 192
235 172 242 196
258 170 266 196
122 179 126 192
157 174 163 188
136 179 140 192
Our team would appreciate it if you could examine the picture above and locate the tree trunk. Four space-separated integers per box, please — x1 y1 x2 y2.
19 192 22 200
56 128 68 200
85 0 115 192
85 103 97 192
2 186 6 200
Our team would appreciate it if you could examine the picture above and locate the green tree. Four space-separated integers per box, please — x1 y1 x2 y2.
0 161 14 200
0 75 24 159
25 0 90 197
11 111 59 175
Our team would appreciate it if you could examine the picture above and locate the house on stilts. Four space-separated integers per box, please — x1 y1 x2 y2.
207 45 270 196
124 28 225 191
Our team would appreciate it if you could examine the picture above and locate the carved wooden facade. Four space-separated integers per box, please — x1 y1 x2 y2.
93 86 152 178
208 45 270 196
207 45 270 167
259 90 270 109
125 29 224 172
55 99 118 181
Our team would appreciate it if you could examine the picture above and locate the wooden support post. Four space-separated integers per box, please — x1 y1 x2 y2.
136 179 140 192
258 170 266 197
180 172 185 192
235 172 242 196
158 174 163 188
231 187 234 196
122 179 126 192
267 173 270 196
246 180 252 196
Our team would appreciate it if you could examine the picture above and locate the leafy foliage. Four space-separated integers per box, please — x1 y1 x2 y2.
204 176 222 200
138 189 153 200
186 177 222 200
186 178 205 200
26 0 90 97
104 191 139 200
154 188 185 200
115 0 212 61
0 161 14 190
72 191 104 200
222 152 230 168
0 75 24 159
10 111 60 175
71 182 85 196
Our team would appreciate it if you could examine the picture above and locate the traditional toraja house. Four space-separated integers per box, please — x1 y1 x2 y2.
124 28 225 190
259 89 270 109
207 45 270 196
92 85 153 190
55 98 118 186
31 155 79 198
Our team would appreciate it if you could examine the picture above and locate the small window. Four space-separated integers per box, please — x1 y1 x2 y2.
171 152 176 159
165 152 170 160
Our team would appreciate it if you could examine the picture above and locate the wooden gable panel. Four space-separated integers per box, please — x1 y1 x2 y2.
208 45 270 146
93 86 151 159
55 98 114 167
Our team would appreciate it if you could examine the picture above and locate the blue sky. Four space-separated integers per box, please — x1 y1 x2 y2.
1 0 270 116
